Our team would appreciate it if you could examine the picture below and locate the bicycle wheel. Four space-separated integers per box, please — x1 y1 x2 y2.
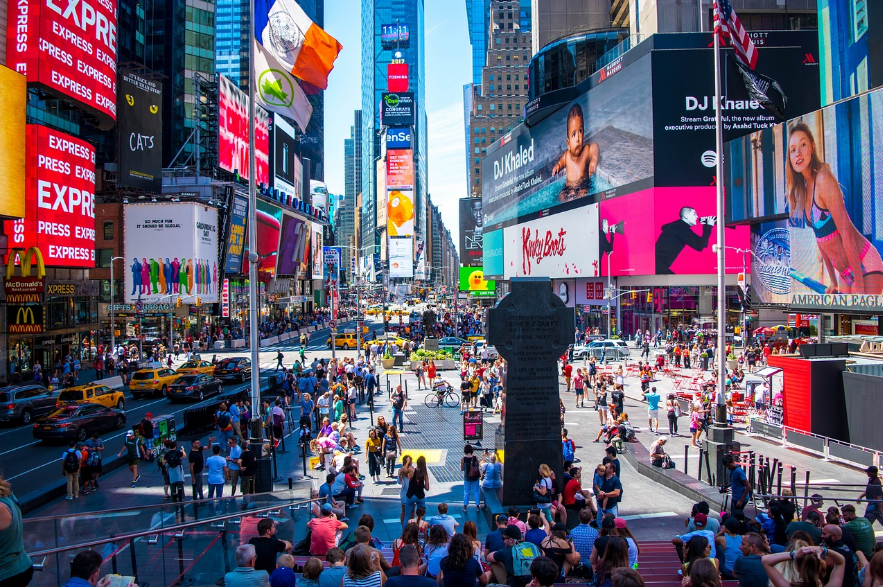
424 394 441 408
445 392 460 408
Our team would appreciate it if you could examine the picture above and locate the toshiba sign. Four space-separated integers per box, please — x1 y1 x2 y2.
6 0 118 129
3 125 96 268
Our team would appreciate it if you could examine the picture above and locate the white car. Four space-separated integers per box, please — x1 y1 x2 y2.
573 339 630 360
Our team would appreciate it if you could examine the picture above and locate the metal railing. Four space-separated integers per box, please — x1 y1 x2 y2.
747 420 881 470
26 492 318 587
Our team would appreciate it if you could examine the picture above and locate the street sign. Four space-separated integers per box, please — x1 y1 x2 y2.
135 301 144 313
330 320 336 328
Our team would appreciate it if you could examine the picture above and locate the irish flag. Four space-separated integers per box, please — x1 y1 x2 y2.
254 0 342 90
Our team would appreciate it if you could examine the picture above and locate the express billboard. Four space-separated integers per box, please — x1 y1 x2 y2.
6 0 118 128
219 75 269 185
381 92 415 127
123 204 220 303
0 65 26 220
459 198 483 267
745 88 883 312
224 193 248 274
3 125 95 268
481 53 653 228
118 68 162 192
459 267 495 297
276 212 310 277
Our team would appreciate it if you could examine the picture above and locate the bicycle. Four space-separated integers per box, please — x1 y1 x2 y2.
424 381 460 408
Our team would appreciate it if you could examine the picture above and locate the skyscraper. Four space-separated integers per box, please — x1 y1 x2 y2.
338 111 362 251
360 0 427 260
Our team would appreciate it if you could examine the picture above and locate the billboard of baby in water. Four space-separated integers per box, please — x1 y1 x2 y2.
481 53 654 226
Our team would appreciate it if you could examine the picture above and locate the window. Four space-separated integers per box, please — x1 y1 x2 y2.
103 221 114 240
481 127 486 133
474 137 479 144
97 249 114 268
474 148 480 154
489 104 495 110
506 74 511 80
515 85 519 90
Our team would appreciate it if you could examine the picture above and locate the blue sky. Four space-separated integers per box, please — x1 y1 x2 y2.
323 0 472 245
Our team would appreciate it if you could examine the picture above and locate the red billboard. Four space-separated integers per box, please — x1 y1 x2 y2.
387 63 409 92
386 149 414 188
3 125 96 267
6 0 118 129
219 75 269 186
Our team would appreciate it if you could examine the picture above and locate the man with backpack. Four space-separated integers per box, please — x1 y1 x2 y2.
82 432 104 494
487 525 542 587
391 384 406 432
161 441 187 506
61 440 83 500
562 429 576 463
216 402 233 449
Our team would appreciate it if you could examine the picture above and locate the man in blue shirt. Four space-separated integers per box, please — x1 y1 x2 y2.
724 454 751 519
597 462 623 517
365 367 378 396
62 551 106 587
568 508 600 561
428 503 459 537
229 400 244 442
646 386 661 434
672 513 717 562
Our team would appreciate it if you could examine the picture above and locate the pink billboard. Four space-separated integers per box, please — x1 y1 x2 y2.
219 75 269 186
597 187 750 277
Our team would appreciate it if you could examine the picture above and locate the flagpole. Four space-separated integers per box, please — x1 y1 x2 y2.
247 0 262 441
713 24 727 426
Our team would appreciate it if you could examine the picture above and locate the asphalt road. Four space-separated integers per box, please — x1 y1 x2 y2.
0 317 382 499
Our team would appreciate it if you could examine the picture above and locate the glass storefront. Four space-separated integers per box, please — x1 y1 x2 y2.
616 285 742 337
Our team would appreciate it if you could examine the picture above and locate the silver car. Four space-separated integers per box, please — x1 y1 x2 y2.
573 340 631 360
0 384 57 424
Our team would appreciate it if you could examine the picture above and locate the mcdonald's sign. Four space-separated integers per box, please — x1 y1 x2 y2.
3 247 46 301
6 304 43 334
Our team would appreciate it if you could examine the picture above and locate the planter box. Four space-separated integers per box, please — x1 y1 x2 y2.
214 340 225 349
409 359 456 370
260 336 279 347
232 339 246 348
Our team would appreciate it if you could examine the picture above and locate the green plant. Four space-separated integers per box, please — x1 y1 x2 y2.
409 349 451 361
727 353 736 360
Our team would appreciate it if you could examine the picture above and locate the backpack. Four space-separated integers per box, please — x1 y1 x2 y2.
86 448 101 467
273 410 284 426
165 449 182 469
620 421 636 442
511 541 542 577
217 411 231 430
562 439 575 462
63 450 80 473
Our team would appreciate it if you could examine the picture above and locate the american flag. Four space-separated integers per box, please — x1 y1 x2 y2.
713 0 758 70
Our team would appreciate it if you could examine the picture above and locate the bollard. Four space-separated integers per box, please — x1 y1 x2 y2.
804 470 811 507
776 462 783 496
698 448 704 482
289 477 293 490
791 468 797 496
684 445 690 476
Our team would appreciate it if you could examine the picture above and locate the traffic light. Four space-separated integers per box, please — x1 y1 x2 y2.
196 297 202 307
647 292 653 303
134 324 140 335
176 297 182 308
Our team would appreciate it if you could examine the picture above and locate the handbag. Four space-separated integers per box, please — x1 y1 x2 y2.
386 450 397 460
532 487 551 503
466 456 480 478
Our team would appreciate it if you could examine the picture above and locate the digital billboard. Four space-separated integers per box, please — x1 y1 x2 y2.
381 92 415 127
271 114 302 199
276 212 310 277
460 267 495 298
311 222 323 279
818 0 883 106
3 125 95 268
386 149 414 237
385 127 411 149
724 125 787 223
745 88 883 312
386 149 413 188
459 198 483 267
123 204 220 303
322 246 340 290
242 199 282 279
387 63 409 92
0 65 26 220
482 53 653 228
219 75 269 185
5 0 118 128
224 193 248 274
388 236 412 278
118 69 162 192
381 24 410 48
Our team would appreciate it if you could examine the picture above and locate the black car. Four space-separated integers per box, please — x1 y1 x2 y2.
167 375 223 402
33 405 127 442
213 357 251 383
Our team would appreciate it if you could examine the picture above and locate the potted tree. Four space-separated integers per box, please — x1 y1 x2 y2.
381 346 395 370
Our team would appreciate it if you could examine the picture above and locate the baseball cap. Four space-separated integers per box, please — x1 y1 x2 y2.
126 430 134 437
321 503 333 514
496 514 508 525
601 517 616 529
614 518 627 529
503 525 522 540
866 466 878 476
694 513 708 525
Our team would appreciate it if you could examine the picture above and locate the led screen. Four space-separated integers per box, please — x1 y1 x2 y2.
219 75 269 185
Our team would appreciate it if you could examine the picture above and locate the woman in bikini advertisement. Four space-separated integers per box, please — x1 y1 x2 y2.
786 106 883 297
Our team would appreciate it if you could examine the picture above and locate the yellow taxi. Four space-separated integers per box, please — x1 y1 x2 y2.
129 368 179 399
467 335 485 342
361 336 408 350
56 384 126 410
175 360 214 375
326 333 359 349
366 305 383 316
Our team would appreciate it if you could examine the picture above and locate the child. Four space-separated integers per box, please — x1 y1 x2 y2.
552 103 601 201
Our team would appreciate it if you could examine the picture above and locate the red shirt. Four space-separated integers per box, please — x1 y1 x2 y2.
563 364 573 377
307 516 343 556
763 347 772 357
563 478 582 505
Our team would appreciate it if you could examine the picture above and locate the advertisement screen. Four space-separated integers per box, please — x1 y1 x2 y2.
219 75 269 185
386 149 413 188
224 193 248 274
5 0 118 128
459 198 483 267
123 204 220 303
385 127 411 149
276 212 310 277
0 65 26 220
272 114 302 198
724 125 786 223
459 267 495 298
386 149 414 237
322 246 340 290
652 34 820 189
819 0 883 105
3 125 95 267
381 24 410 48
501 204 599 279
389 236 413 278
381 92 415 127
482 54 653 227
118 69 162 192
748 89 883 312
387 63 409 92
310 181 329 214
483 229 503 278
242 199 282 279
311 222 323 279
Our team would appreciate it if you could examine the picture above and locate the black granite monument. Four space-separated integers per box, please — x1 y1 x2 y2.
487 277 573 505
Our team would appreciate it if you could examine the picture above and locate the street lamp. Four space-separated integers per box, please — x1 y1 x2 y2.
109 257 124 358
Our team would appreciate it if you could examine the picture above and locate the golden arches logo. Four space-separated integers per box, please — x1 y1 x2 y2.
6 247 46 280
15 306 35 324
